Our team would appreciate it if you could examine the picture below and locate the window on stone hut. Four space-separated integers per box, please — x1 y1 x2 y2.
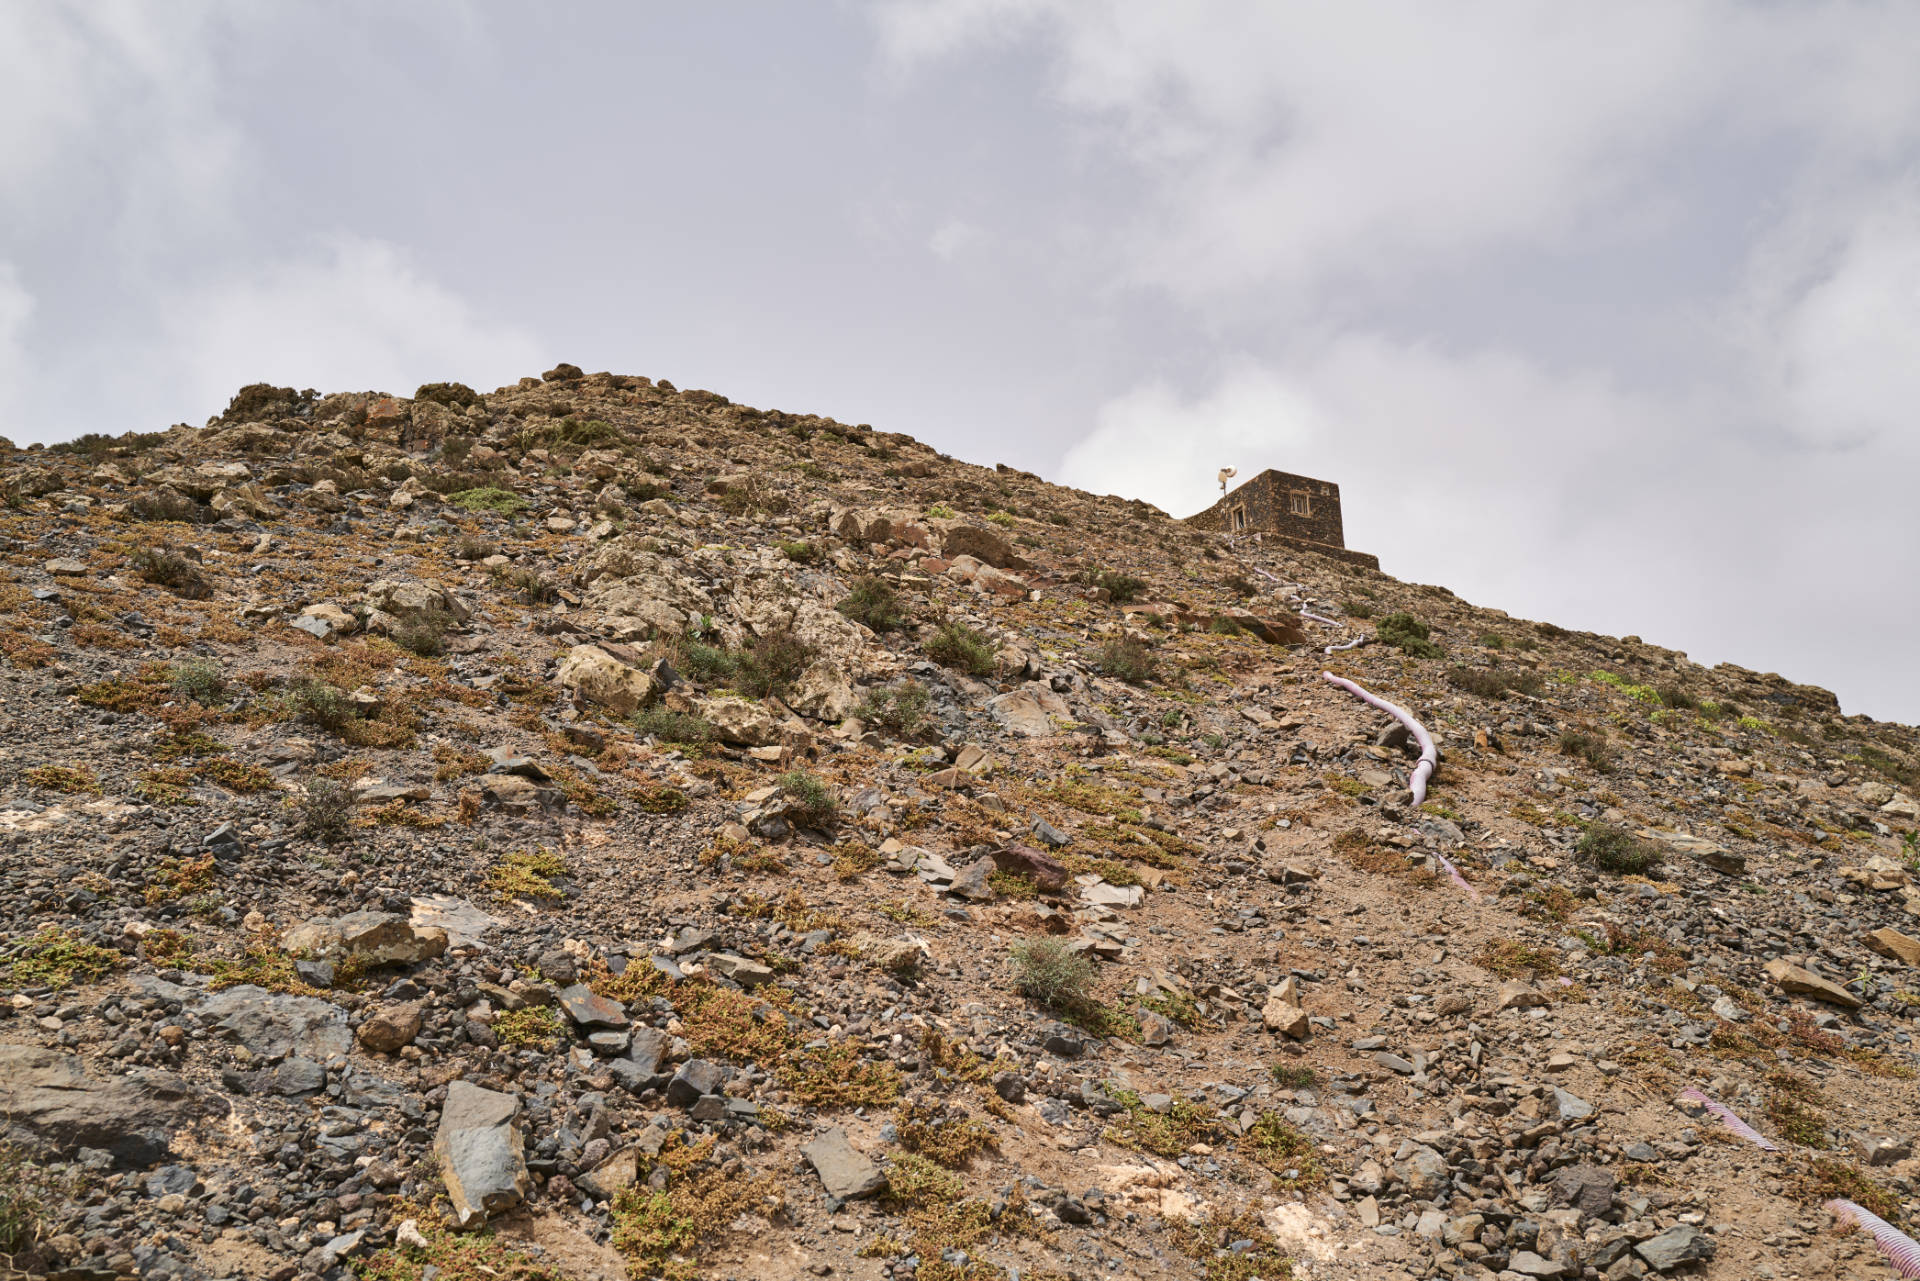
1289 491 1311 516
1230 506 1248 532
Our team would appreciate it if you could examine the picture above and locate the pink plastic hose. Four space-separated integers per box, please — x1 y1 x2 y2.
1299 610 1342 627
1321 671 1438 806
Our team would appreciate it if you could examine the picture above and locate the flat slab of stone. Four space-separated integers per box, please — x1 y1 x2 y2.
556 984 629 1029
410 895 504 948
801 1126 886 1200
1763 958 1863 1008
196 986 351 1061
435 1081 529 1229
0 1042 228 1168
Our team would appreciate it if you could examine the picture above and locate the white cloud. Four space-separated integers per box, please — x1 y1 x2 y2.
874 2 1920 305
0 263 34 441
167 236 546 417
927 218 982 260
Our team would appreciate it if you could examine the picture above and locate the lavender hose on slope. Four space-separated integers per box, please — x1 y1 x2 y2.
1321 671 1438 807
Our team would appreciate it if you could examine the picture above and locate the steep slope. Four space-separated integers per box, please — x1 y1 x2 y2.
0 364 1917 1281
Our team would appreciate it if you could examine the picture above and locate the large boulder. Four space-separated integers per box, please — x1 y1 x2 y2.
0 1043 229 1168
435 1081 530 1229
575 536 716 641
364 578 469 623
282 911 449 968
558 644 658 716
703 697 782 747
932 520 1030 571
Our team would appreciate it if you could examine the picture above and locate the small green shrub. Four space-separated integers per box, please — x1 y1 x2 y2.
1578 823 1662 876
130 547 212 599
1558 729 1614 773
1009 937 1097 1011
1376 612 1441 658
837 577 908 633
1342 598 1376 620
289 679 358 732
778 770 837 830
392 609 451 658
1446 665 1543 699
735 629 813 700
1094 637 1156 685
1084 569 1148 604
299 779 354 844
926 621 996 676
1656 684 1697 710
129 490 206 523
778 540 819 564
853 680 932 738
631 706 717 747
678 638 737 685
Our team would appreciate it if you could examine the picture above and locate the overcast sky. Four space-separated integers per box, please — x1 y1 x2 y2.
6 2 1919 721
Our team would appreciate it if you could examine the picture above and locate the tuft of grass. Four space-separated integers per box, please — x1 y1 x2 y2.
925 620 997 676
1446 665 1542 699
487 848 569 903
446 486 528 515
837 576 909 632
1093 637 1156 685
895 1099 997 1169
1009 937 1096 1011
883 1153 965 1207
4 927 121 990
777 770 837 830
494 1006 563 1051
1475 939 1562 980
1376 611 1441 658
852 679 932 739
1577 823 1663 876
23 764 99 794
300 779 355 843
1105 1088 1223 1159
130 547 212 599
777 539 819 564
1246 1111 1326 1189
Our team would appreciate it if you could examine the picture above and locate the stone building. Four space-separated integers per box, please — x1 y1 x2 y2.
1185 469 1346 544
1184 468 1377 568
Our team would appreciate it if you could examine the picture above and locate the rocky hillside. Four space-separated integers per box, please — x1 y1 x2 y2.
2 364 1919 1281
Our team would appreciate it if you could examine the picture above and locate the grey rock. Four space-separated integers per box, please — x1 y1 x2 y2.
435 1081 530 1229
667 1059 728 1108
991 1071 1027 1104
556 984 629 1029
0 1043 228 1168
1139 1010 1176 1047
196 986 351 1060
707 954 775 988
1551 1163 1617 1219
1553 1087 1594 1121
1394 1145 1450 1201
1635 1225 1715 1271
579 1147 641 1202
690 1094 728 1122
947 857 997 902
1508 1250 1568 1278
410 895 504 948
1031 818 1069 848
800 1127 886 1200
1041 1025 1084 1058
282 910 448 967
